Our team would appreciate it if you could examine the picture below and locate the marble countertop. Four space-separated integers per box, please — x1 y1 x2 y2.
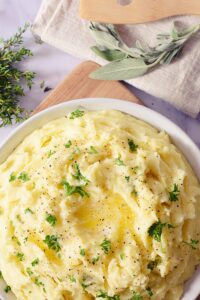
0 0 200 147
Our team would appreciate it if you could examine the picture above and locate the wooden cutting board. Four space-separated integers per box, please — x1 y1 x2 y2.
33 61 142 114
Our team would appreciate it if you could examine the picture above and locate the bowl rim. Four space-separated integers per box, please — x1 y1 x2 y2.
0 98 199 300
0 98 200 179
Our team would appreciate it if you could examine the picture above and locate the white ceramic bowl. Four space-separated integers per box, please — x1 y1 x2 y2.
0 98 199 300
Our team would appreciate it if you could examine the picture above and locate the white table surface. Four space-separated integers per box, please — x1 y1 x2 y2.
0 0 200 148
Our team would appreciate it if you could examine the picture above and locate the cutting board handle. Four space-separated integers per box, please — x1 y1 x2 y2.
80 0 200 24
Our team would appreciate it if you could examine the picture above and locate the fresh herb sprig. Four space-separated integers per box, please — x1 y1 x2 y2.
0 23 36 127
169 184 180 202
89 22 200 80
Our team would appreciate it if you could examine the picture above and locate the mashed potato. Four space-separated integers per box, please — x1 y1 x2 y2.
0 110 199 300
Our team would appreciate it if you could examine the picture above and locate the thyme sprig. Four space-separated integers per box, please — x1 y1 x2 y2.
0 23 36 127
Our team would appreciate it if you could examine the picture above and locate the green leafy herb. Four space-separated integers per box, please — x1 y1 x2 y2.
0 23 36 127
45 213 57 227
69 275 76 283
16 252 24 261
148 221 166 242
31 258 39 266
100 239 111 254
146 287 153 297
115 154 125 166
125 176 130 182
47 150 56 158
92 256 100 264
9 172 16 182
183 239 199 250
80 248 86 256
120 253 125 260
81 280 94 291
25 208 33 214
72 162 90 184
26 267 33 276
4 285 11 293
69 109 84 119
89 22 200 80
43 235 61 252
129 291 143 300
169 184 180 202
18 172 30 182
65 140 72 148
88 146 98 154
128 139 138 152
34 277 44 287
96 290 120 299
0 271 2 279
62 180 89 198
147 260 158 271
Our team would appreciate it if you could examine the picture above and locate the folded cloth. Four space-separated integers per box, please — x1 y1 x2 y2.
32 0 200 117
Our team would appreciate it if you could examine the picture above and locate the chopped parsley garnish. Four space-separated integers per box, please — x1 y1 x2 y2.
120 253 125 260
16 214 22 222
47 150 56 158
26 267 33 276
96 291 120 299
115 154 125 166
80 248 86 256
69 109 84 119
125 176 130 182
128 139 138 153
4 285 11 293
34 277 44 287
31 258 39 266
146 287 153 297
72 162 89 184
169 184 180 202
62 180 89 198
0 271 2 278
147 260 158 271
25 208 33 214
148 221 166 242
92 256 100 264
43 235 61 252
183 239 199 250
100 239 111 254
130 291 143 300
64 140 72 148
18 172 30 182
69 275 76 283
9 172 16 182
81 280 93 291
16 252 25 261
45 213 57 227
88 146 98 154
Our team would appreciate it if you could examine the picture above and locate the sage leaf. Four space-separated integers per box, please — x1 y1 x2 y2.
89 22 200 80
90 58 148 80
91 46 127 61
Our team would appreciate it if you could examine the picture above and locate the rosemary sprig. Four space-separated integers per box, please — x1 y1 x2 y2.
0 23 36 127
89 23 200 80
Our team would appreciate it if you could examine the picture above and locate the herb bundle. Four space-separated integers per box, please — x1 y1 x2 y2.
89 22 200 80
0 23 35 127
